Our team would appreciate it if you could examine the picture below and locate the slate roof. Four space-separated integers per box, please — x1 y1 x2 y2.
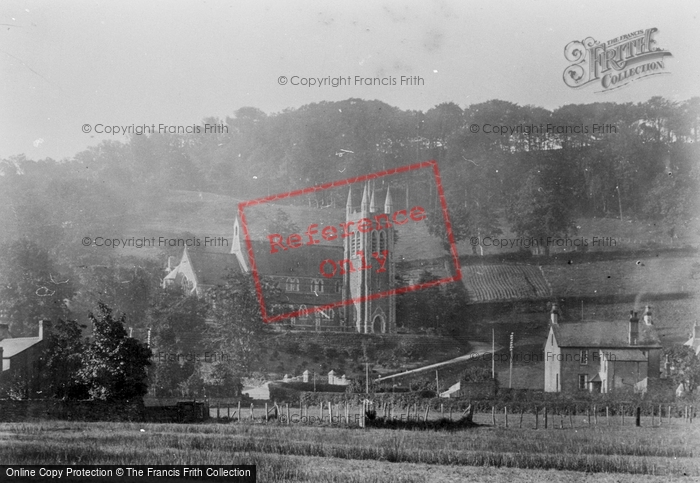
551 320 661 348
0 336 42 358
186 246 242 286
242 240 344 280
603 349 649 362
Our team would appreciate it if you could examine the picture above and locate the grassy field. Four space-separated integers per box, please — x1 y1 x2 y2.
1 418 698 482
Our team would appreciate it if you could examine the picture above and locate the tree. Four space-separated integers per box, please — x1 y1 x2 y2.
79 303 152 400
40 318 88 400
0 239 74 336
665 345 700 394
205 271 276 375
426 204 472 253
506 166 576 256
146 285 209 396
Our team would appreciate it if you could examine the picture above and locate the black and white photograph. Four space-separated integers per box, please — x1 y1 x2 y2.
1 1 699 481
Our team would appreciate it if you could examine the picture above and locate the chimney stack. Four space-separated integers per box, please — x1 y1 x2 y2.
0 323 11 341
643 305 653 325
550 303 559 325
629 311 639 345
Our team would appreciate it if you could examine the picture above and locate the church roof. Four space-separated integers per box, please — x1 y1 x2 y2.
551 320 661 348
186 246 242 286
246 241 343 279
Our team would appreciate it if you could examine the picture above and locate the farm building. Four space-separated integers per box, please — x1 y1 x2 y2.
163 184 397 333
0 321 48 398
544 304 662 393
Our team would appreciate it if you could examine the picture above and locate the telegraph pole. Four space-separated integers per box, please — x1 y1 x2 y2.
491 328 495 379
365 363 369 394
509 332 514 389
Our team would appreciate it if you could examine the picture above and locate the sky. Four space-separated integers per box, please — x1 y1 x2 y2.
2 0 699 161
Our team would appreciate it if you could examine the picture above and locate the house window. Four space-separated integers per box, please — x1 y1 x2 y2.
578 374 588 390
311 279 324 293
580 349 589 365
299 304 309 319
285 278 299 292
335 280 342 293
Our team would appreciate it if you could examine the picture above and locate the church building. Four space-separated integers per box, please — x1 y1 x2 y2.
164 183 397 334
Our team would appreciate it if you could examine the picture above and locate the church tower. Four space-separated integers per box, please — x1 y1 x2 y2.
343 182 396 334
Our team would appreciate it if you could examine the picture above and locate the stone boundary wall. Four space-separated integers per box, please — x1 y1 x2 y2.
0 399 144 422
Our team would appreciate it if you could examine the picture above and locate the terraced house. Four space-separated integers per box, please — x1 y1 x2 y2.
544 304 662 393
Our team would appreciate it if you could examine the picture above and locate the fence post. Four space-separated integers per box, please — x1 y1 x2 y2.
424 404 430 423
606 406 609 426
504 406 508 428
636 406 641 427
238 401 241 423
250 403 254 421
227 405 230 420
690 406 694 423
216 403 220 420
544 406 548 429
265 403 268 422
328 401 333 423
491 406 496 426
587 407 591 427
668 405 671 423
621 405 624 426
593 405 597 426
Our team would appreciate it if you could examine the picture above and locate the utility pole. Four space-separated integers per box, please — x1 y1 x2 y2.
491 328 495 379
509 332 514 389
313 371 316 392
365 362 370 394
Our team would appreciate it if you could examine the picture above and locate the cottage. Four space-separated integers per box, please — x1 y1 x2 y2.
0 321 49 398
544 304 662 393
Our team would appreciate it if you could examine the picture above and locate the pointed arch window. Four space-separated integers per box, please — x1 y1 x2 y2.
380 231 387 251
371 231 379 253
311 279 324 293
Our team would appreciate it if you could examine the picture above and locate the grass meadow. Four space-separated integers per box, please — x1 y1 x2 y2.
1 414 698 483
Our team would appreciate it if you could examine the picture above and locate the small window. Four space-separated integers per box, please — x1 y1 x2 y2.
578 374 588 390
371 231 378 253
580 349 589 365
286 278 299 292
380 231 387 251
311 279 324 293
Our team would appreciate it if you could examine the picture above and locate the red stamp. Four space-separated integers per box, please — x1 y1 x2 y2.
236 160 461 333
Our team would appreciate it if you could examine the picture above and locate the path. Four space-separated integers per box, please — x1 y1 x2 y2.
374 341 499 383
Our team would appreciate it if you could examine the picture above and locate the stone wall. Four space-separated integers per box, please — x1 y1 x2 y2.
0 399 145 422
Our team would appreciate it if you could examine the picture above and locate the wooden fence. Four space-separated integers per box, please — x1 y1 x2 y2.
206 400 696 429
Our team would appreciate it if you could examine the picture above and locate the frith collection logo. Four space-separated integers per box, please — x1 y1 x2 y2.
563 28 672 92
